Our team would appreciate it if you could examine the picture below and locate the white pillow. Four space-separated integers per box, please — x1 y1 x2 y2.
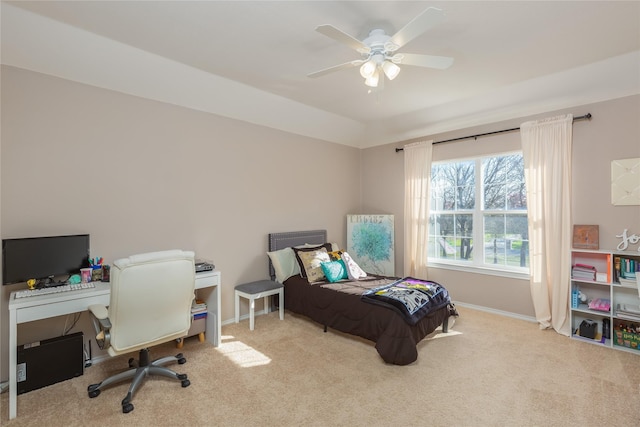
341 252 367 280
267 247 300 283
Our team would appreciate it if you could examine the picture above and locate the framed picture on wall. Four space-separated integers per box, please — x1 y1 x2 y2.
611 158 640 206
347 214 394 276
572 225 599 250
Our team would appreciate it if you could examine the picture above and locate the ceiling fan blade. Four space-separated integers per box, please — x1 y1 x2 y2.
396 53 454 70
307 60 364 78
316 25 371 53
389 7 445 48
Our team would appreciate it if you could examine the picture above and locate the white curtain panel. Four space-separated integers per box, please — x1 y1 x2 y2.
521 114 573 335
403 140 433 279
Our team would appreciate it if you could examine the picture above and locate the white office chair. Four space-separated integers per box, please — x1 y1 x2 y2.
87 250 196 414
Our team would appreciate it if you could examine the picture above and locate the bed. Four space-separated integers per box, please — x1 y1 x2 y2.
268 230 457 365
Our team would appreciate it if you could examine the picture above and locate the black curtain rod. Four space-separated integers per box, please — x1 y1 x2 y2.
394 113 592 152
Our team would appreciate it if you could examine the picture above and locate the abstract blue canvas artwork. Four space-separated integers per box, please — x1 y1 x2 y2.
347 214 395 276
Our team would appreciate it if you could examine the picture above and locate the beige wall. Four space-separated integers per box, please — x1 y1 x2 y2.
0 66 362 379
2 64 639 381
361 94 640 318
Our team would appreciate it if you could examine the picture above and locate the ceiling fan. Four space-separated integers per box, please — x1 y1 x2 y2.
308 7 454 88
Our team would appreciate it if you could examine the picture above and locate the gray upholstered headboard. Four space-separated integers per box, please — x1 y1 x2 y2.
268 230 327 280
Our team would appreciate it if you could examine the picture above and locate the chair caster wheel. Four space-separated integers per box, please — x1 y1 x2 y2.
181 379 190 388
88 389 100 398
128 358 135 368
178 357 187 364
177 373 188 380
122 402 134 413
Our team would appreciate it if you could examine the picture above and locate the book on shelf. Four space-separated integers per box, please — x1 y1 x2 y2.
191 299 207 314
618 277 637 286
617 303 640 315
191 298 208 320
571 263 597 280
615 312 640 322
615 256 639 282
574 263 596 269
615 304 640 322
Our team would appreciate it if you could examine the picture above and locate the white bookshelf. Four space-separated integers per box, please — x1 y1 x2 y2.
569 249 640 355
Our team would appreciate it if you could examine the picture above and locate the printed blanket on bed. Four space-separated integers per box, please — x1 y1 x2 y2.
361 277 451 325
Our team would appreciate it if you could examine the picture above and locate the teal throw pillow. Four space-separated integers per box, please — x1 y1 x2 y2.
320 259 348 283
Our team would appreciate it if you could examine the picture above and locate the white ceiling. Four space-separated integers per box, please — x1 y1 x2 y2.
2 1 639 148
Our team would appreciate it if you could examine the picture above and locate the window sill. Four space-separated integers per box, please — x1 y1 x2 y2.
427 260 530 281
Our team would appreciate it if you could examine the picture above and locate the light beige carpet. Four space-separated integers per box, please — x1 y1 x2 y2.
2 306 639 426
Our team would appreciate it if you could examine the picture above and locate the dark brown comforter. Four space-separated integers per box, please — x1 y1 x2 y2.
283 274 457 365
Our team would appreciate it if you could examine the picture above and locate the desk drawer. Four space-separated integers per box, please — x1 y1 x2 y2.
195 270 220 289
15 293 110 323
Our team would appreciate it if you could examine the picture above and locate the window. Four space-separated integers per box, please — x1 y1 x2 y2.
429 152 529 274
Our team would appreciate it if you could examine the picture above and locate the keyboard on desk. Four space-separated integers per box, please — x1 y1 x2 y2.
14 282 96 299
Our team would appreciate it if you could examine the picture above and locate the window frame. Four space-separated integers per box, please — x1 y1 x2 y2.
427 151 530 279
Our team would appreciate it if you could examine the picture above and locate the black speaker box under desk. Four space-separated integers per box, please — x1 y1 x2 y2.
17 332 84 394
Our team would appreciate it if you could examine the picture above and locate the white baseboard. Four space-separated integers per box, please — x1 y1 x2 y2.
452 300 537 323
222 309 271 326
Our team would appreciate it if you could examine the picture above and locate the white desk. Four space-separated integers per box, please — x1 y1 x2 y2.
7 270 221 420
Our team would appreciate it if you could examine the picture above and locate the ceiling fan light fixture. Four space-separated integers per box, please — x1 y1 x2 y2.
309 7 454 90
382 60 401 80
364 69 380 87
359 59 377 78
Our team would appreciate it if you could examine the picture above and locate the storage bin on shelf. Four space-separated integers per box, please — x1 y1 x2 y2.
613 321 640 351
176 299 207 348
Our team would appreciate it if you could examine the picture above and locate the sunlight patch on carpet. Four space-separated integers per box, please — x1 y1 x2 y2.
426 329 463 340
215 335 271 367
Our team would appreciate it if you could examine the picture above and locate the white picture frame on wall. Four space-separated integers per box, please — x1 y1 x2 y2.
611 157 640 206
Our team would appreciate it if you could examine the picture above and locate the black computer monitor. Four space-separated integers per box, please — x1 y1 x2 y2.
2 234 90 285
